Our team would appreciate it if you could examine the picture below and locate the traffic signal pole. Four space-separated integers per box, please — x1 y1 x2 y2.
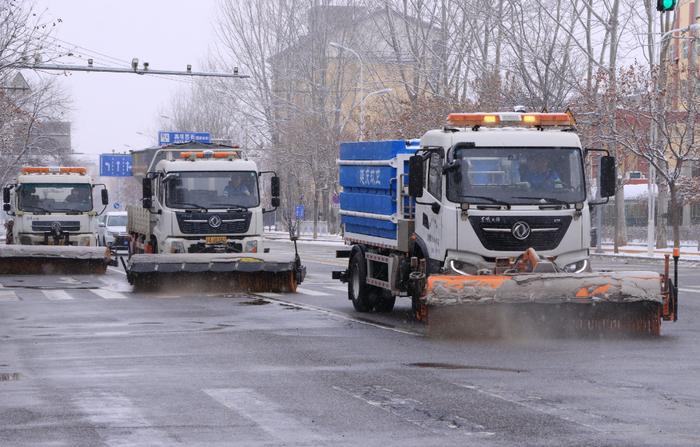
16 61 248 79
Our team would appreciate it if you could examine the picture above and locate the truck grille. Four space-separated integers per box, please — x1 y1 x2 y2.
176 212 251 235
468 215 572 251
31 221 81 232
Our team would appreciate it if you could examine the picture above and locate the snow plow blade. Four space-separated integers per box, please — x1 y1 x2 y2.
0 244 111 275
422 271 675 338
126 253 304 293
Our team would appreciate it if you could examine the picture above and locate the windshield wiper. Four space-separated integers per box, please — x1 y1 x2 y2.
459 195 510 206
210 203 249 211
513 196 570 205
171 202 208 212
21 205 51 213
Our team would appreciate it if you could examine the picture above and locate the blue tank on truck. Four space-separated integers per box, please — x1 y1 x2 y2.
338 140 418 242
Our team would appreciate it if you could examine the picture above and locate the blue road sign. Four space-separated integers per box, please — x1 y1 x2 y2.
113 202 121 209
100 154 132 177
158 131 211 145
295 205 305 219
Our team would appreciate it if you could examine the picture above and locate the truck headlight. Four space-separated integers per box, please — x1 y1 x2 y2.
563 259 589 273
244 240 258 253
170 241 186 253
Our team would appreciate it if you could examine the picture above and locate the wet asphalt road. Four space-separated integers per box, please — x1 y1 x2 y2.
0 239 699 446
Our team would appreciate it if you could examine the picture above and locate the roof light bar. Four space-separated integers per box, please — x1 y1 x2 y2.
180 151 241 160
21 167 87 175
446 112 575 128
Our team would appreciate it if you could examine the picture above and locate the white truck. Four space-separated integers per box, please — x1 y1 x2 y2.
124 143 305 292
1 166 112 274
333 111 678 336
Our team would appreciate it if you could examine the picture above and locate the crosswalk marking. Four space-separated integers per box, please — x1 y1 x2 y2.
43 290 74 301
295 287 330 296
0 289 19 301
204 388 324 442
91 289 128 300
324 284 348 292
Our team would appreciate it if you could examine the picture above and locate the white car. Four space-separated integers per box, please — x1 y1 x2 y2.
98 211 129 252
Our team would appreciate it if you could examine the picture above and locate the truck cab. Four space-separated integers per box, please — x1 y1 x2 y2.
129 144 279 255
2 167 109 246
410 112 615 275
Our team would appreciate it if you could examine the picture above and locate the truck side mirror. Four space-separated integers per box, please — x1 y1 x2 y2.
2 186 11 211
142 178 153 209
271 176 280 198
600 155 616 198
408 155 424 198
101 188 109 206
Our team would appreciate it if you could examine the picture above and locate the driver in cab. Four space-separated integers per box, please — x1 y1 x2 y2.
521 157 563 191
224 175 252 197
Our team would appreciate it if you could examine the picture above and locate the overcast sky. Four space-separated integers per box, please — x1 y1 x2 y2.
32 0 220 160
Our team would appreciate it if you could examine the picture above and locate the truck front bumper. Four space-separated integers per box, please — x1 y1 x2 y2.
163 236 265 254
18 233 96 246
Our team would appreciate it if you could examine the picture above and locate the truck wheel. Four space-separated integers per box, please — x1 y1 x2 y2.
348 251 377 312
375 292 396 313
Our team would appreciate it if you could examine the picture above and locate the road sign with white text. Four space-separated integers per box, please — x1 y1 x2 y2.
158 131 211 145
100 154 132 177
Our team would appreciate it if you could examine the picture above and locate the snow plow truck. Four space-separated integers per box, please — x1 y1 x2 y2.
1 166 112 274
124 142 305 292
332 111 678 337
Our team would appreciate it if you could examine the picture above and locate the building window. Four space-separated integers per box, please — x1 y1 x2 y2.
692 203 700 224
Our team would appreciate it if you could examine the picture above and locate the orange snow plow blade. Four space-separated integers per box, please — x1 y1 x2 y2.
420 270 677 338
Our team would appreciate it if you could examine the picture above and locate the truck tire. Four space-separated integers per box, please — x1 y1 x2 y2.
348 251 377 312
375 293 396 313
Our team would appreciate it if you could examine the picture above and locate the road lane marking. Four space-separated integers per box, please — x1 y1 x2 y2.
295 287 330 296
255 294 421 336
257 292 283 298
324 285 349 292
452 383 602 432
679 288 700 294
108 266 127 275
73 391 171 447
0 289 18 301
333 384 494 436
204 388 324 442
91 289 128 300
43 290 73 301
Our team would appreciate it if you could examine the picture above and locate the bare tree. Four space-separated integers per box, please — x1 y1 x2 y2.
602 62 700 249
0 1 69 184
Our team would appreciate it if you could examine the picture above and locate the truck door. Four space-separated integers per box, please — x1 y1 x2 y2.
418 151 456 261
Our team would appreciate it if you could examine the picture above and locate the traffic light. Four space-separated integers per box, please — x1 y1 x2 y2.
657 0 676 11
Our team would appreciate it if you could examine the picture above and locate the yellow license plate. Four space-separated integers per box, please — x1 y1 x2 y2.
205 236 228 245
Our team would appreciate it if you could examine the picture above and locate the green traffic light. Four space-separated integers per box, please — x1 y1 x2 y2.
663 0 675 9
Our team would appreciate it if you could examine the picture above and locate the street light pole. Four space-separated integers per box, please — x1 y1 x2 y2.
329 42 364 140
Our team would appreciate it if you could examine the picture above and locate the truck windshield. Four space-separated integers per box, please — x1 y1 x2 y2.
446 147 585 205
107 215 127 226
18 183 93 212
165 171 259 209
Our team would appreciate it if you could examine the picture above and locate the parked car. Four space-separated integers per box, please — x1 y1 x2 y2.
98 211 129 252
